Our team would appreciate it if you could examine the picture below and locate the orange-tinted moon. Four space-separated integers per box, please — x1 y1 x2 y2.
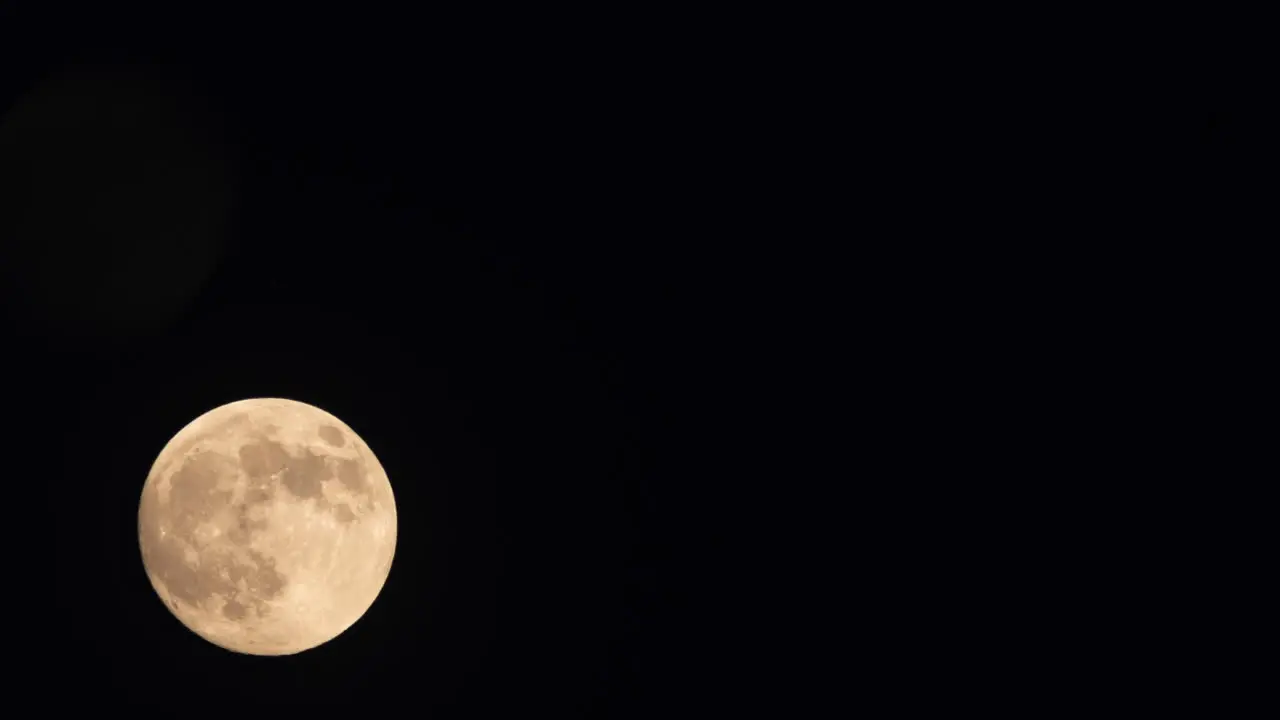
137 398 397 655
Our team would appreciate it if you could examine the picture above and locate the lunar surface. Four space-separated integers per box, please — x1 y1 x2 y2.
138 398 396 655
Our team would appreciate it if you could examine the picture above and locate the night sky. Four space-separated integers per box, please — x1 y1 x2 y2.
3 3 1248 710
1 3 760 713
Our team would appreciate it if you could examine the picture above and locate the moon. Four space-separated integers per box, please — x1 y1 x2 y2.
137 398 397 655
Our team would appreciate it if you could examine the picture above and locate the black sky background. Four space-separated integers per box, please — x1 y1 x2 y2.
0 3 773 713
1 3 1257 711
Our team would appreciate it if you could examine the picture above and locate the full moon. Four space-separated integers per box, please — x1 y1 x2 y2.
138 398 397 655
